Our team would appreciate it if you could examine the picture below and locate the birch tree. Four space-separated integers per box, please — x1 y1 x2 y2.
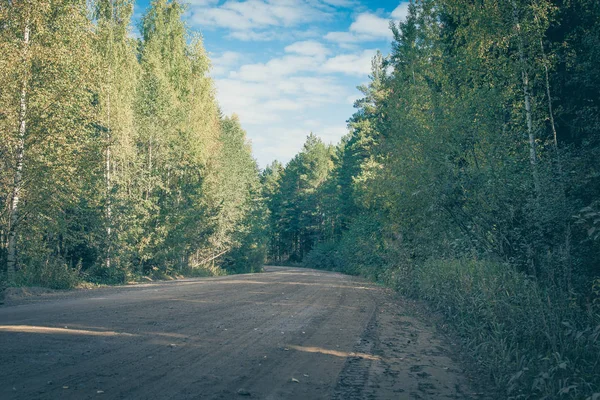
1 0 98 285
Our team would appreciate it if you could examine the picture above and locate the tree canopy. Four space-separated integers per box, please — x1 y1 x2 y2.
0 0 266 286
263 1 600 397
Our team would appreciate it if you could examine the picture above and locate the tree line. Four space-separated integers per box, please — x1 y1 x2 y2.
0 0 267 287
263 0 600 397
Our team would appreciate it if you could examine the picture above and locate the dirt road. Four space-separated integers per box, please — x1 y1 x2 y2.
0 267 478 399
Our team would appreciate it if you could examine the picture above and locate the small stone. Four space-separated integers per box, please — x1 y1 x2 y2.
237 388 251 396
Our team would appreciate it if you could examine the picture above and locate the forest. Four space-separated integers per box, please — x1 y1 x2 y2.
0 0 267 288
1 0 599 398
262 0 600 398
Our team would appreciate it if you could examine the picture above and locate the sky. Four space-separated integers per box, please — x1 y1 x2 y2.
132 0 409 168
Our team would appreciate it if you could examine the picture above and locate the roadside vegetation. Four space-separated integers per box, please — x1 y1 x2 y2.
2 0 600 398
263 1 600 398
0 0 267 289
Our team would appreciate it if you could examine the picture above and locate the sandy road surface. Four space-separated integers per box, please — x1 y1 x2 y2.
0 267 477 399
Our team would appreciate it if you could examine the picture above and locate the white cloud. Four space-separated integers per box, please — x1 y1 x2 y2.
231 54 319 81
215 80 276 125
285 40 330 57
258 127 310 164
303 119 321 128
211 42 376 165
188 1 382 167
316 124 348 144
211 51 243 76
324 2 410 43
263 98 304 111
190 0 311 30
215 74 349 127
350 13 393 38
251 123 346 166
323 31 362 43
323 49 378 75
229 43 374 82
186 0 219 5
227 30 277 41
191 7 253 30
325 12 392 43
320 0 356 6
185 0 361 42
391 2 410 21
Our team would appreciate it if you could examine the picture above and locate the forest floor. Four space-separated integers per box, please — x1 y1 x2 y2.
0 266 486 399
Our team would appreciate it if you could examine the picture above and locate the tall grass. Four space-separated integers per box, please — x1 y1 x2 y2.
305 244 600 398
15 257 81 289
391 259 600 399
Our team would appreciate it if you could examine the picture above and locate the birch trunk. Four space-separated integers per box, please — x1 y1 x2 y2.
538 35 573 290
512 1 540 196
7 22 30 283
105 87 112 269
512 1 542 279
104 0 115 270
542 49 558 148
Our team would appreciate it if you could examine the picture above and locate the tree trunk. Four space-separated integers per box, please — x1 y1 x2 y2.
522 70 539 189
538 34 573 290
512 1 543 279
541 45 558 148
7 22 30 284
104 0 115 270
105 53 112 269
512 1 540 196
146 138 152 200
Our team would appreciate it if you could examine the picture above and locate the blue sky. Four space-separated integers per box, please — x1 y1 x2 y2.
132 0 409 168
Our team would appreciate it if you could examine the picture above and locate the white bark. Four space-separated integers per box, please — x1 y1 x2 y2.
542 54 557 148
105 0 115 270
105 87 112 269
7 22 30 283
512 1 540 195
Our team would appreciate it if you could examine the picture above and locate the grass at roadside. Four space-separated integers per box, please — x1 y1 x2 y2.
387 259 600 399
0 260 230 292
305 251 600 399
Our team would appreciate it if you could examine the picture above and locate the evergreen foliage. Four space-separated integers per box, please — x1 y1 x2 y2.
265 1 600 397
2 0 599 396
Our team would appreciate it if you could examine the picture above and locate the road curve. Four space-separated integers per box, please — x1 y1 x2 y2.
0 266 476 399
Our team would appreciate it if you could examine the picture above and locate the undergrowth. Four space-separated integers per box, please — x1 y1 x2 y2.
306 249 600 399
388 259 600 399
4 258 230 290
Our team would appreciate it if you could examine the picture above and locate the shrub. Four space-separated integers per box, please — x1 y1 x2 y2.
303 241 339 271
